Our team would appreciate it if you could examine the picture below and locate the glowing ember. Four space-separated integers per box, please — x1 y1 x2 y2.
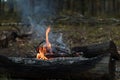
36 47 48 60
36 26 52 60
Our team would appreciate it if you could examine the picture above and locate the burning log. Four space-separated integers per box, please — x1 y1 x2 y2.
0 54 117 80
0 40 119 79
36 40 70 55
37 40 120 59
0 54 108 79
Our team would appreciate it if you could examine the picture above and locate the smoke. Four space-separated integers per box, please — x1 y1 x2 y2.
16 0 55 23
16 0 70 53
16 0 56 39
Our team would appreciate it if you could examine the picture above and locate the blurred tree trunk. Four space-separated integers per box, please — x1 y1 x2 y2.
62 0 67 12
91 0 96 16
66 0 70 11
75 0 80 13
29 0 35 15
80 0 85 15
58 0 64 13
52 0 59 13
1 0 5 15
87 0 91 16
114 0 119 16
116 0 119 16
117 0 120 16
1 0 120 18
8 0 14 13
97 0 101 16
0 0 1 15
101 0 105 16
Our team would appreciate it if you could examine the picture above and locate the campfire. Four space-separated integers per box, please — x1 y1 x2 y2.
0 23 119 80
36 25 75 60
0 35 119 79
36 26 52 60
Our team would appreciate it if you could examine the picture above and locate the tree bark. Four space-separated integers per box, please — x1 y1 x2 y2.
0 0 1 15
72 40 120 60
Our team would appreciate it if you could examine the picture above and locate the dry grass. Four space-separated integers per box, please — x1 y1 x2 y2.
53 24 120 49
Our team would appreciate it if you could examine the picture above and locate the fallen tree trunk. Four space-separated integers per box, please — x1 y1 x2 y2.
45 40 120 59
0 54 115 80
0 56 102 79
0 40 119 80
72 40 120 60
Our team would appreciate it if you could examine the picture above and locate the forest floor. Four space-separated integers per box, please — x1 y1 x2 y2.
1 24 120 56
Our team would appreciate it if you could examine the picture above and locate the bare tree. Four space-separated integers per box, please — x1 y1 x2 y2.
1 0 5 15
0 0 1 15
7 0 14 13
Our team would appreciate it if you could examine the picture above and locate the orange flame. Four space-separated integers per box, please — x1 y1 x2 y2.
36 47 48 60
36 26 52 60
45 26 52 54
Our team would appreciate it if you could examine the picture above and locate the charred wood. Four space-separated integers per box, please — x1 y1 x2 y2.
0 55 104 79
36 40 120 59
0 38 8 48
0 40 119 79
36 40 70 55
0 54 116 80
0 33 8 48
0 31 32 48
72 40 120 60
11 31 32 41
